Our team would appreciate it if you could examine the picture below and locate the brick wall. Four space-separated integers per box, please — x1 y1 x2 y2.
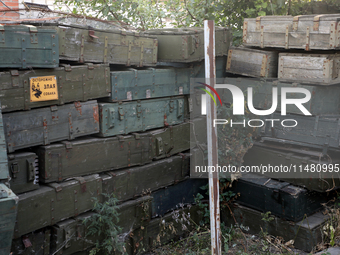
0 0 19 19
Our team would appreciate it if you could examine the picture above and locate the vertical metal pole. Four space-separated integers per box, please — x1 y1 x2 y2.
204 20 221 255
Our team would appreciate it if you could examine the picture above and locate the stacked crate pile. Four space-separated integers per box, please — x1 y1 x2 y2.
0 17 231 254
223 14 340 252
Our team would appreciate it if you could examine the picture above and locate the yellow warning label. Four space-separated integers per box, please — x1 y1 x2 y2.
30 76 58 102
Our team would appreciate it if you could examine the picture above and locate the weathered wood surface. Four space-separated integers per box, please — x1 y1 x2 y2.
143 27 231 63
243 143 340 192
107 67 192 102
243 14 340 50
0 184 18 255
260 112 340 150
231 173 328 222
8 152 39 195
13 174 102 238
222 203 328 252
15 17 158 66
101 153 190 202
226 47 278 78
98 96 187 137
151 178 207 217
0 25 59 68
220 77 340 116
278 53 340 85
38 118 205 183
11 229 50 255
4 100 100 153
0 63 110 113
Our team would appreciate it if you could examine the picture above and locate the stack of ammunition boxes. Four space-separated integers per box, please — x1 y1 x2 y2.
0 17 231 254
223 14 340 252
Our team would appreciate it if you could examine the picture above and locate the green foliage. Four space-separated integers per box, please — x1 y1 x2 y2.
56 0 340 46
83 193 125 255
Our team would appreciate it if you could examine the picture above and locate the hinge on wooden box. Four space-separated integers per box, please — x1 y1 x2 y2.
330 22 337 48
108 108 115 128
64 141 73 149
43 118 49 145
285 25 289 49
146 89 151 98
177 100 183 118
292 15 301 31
243 21 248 43
133 133 140 140
86 63 94 70
179 86 183 95
50 105 58 112
169 100 174 113
305 27 310 51
68 113 74 140
74 177 87 192
313 15 323 31
226 49 233 70
79 34 85 63
152 39 158 63
64 64 72 72
0 25 4 43
156 137 163 156
136 104 142 118
260 26 264 48
10 70 19 87
104 36 108 63
140 41 144 67
260 55 268 77
255 16 262 30
10 162 19 178
118 107 125 120
188 97 193 113
27 158 35 181
127 41 132 66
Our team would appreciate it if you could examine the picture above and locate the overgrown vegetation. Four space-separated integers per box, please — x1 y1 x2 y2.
83 193 126 255
55 0 340 45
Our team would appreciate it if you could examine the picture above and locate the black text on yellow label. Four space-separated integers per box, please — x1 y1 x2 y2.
30 76 58 102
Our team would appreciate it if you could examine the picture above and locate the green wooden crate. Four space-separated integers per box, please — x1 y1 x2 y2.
11 228 50 255
243 142 340 192
8 152 39 195
51 196 152 255
37 118 205 183
4 100 99 153
231 173 328 222
221 77 340 116
222 203 328 252
0 184 18 255
143 27 231 63
108 67 192 102
260 112 340 150
101 153 190 202
0 63 110 113
14 174 102 238
151 178 207 217
20 17 157 67
98 96 187 137
0 25 59 69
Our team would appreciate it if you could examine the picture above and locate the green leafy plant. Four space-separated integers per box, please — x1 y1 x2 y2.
83 193 126 255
